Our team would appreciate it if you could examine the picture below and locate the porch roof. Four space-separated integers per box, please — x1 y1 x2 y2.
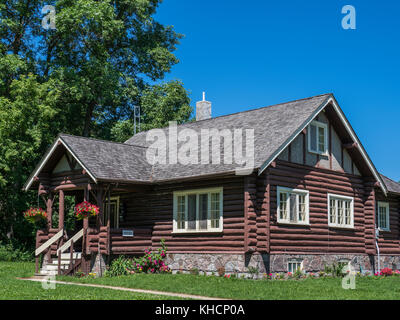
23 134 153 191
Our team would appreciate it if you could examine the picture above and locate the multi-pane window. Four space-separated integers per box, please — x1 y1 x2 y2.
377 202 390 231
173 188 223 233
308 120 328 155
328 194 354 228
288 261 303 273
277 187 309 225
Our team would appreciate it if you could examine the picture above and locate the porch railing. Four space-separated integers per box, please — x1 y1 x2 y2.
35 229 64 274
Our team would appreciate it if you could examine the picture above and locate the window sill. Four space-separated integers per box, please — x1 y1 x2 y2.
277 222 310 227
378 228 391 233
328 225 354 230
172 230 223 235
308 149 329 157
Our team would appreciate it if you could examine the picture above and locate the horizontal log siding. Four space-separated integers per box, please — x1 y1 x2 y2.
375 189 400 255
119 176 245 254
268 160 373 254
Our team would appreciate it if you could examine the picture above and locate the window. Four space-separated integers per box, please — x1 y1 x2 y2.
277 187 309 225
308 120 328 155
328 194 354 228
377 201 390 231
173 188 223 233
288 260 303 273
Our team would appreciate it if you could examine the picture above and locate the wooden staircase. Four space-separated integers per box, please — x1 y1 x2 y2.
37 253 82 277
35 228 84 277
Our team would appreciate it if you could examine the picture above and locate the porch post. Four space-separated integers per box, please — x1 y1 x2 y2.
58 190 64 230
82 186 89 274
46 193 53 229
96 188 104 228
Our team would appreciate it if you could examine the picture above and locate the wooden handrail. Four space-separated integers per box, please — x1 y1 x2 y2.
57 229 84 256
35 229 64 257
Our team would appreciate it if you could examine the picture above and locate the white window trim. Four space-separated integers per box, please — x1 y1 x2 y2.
327 193 354 229
308 120 328 156
288 260 303 273
377 201 390 232
277 187 310 226
173 187 223 234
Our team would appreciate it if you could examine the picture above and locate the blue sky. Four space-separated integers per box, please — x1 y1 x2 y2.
155 0 400 181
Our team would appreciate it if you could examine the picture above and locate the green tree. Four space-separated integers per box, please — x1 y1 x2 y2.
0 0 192 248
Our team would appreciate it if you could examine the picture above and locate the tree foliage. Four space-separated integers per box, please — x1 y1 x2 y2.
0 0 192 249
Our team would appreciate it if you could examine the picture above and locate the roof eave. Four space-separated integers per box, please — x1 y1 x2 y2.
23 136 98 192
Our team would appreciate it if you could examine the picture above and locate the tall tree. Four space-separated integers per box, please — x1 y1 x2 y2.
0 0 192 247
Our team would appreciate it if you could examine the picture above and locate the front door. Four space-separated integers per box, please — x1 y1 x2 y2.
104 197 119 228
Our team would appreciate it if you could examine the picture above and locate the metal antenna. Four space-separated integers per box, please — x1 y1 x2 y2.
134 105 141 135
203 92 206 101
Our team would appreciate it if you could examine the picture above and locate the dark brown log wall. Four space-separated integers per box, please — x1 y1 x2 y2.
118 176 245 254
268 160 373 254
375 189 400 255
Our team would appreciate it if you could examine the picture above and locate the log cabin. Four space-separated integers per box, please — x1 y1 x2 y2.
24 93 400 276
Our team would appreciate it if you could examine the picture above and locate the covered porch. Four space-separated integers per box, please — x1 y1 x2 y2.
24 135 154 276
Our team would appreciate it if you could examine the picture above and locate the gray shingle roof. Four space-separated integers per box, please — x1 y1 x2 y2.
60 134 153 183
25 93 398 194
125 93 331 181
380 174 400 194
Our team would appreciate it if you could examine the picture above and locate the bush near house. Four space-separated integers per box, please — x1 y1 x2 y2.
105 239 170 277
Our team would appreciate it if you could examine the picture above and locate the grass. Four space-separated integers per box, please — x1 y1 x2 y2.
58 272 400 300
0 262 183 300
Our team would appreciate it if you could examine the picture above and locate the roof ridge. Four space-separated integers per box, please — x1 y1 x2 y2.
59 133 150 150
126 93 333 141
381 173 400 185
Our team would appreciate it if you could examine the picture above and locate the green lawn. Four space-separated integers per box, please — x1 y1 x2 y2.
3 261 400 300
0 262 182 300
59 272 400 300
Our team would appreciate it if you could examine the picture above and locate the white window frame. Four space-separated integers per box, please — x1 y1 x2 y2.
173 187 223 234
377 201 390 232
277 187 310 225
288 260 303 273
308 120 328 155
328 193 354 229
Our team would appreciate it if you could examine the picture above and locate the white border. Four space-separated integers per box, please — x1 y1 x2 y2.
377 201 390 232
172 187 223 234
277 186 310 225
308 120 328 156
327 193 354 229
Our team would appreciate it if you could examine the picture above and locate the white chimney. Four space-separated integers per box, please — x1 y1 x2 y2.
196 92 212 121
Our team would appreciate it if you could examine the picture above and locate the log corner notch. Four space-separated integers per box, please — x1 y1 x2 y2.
244 175 257 253
343 142 359 150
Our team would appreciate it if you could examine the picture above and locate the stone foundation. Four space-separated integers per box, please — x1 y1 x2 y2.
164 253 400 275
166 253 269 276
90 253 107 276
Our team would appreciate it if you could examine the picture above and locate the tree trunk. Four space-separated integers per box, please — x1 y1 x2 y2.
82 102 96 137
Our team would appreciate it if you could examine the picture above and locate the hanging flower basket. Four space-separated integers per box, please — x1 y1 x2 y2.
75 201 99 220
23 208 47 224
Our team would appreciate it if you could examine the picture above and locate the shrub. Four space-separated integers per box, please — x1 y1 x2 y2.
190 268 199 275
248 266 259 276
105 255 133 277
324 262 347 278
132 239 170 274
381 268 393 276
217 266 225 277
0 242 33 262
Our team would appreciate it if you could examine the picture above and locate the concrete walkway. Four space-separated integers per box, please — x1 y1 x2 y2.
19 277 230 300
